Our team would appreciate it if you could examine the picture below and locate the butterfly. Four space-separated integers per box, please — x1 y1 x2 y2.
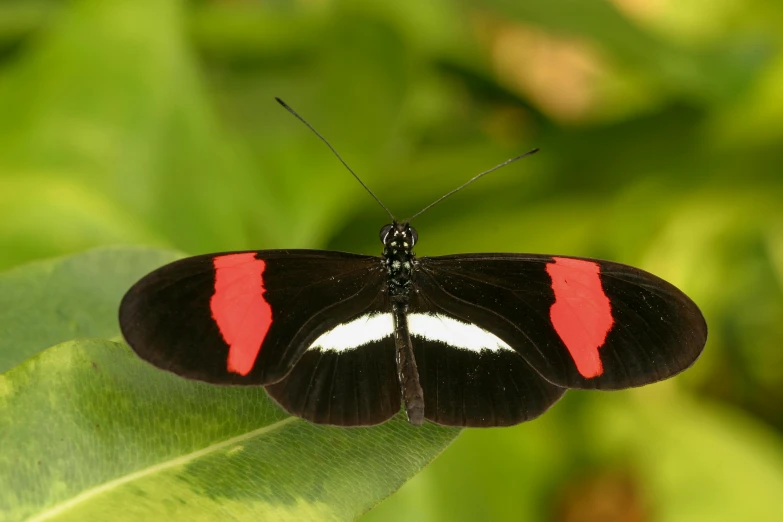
119 99 707 428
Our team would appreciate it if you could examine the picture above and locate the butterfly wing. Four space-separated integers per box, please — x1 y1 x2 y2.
264 304 401 426
415 254 707 390
119 250 389 386
404 291 566 427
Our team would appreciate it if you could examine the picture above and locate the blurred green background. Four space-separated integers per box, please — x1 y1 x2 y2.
1 0 782 520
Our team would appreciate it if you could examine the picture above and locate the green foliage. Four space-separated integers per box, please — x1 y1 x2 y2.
1 0 782 520
0 247 181 373
370 389 783 522
0 249 458 521
0 340 457 521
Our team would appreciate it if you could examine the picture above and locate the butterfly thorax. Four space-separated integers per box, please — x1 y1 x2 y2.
380 222 418 302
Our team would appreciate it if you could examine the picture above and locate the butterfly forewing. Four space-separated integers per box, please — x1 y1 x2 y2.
119 250 386 385
416 254 707 390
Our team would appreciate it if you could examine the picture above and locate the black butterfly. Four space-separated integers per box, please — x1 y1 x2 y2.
119 99 707 428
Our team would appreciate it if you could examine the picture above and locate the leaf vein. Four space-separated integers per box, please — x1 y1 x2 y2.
29 417 299 522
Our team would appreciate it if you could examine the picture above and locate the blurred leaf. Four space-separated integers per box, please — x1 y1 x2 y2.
0 176 166 267
365 387 783 522
190 3 326 63
714 44 783 146
0 0 258 268
481 0 761 103
591 388 783 522
0 339 459 521
0 247 181 374
198 4 416 248
0 1 53 50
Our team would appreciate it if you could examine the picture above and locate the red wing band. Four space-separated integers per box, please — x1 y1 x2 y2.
210 253 273 376
545 257 614 378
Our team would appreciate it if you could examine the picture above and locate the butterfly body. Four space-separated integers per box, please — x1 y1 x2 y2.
381 222 424 425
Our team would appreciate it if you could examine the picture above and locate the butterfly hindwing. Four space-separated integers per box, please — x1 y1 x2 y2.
119 250 386 385
416 254 707 390
406 293 566 427
264 302 401 426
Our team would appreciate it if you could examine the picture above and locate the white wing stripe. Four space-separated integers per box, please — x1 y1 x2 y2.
308 313 394 353
408 313 514 353
307 312 514 354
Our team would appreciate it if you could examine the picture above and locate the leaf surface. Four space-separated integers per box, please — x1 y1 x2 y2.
0 339 459 521
0 247 181 373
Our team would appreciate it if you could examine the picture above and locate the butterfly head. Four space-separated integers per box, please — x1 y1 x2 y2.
380 222 417 295
379 222 418 251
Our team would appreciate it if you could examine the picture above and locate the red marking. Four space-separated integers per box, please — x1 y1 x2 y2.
210 253 272 376
545 257 614 378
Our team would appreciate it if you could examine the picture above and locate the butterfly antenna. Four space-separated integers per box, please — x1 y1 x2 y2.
275 97 395 221
404 148 539 223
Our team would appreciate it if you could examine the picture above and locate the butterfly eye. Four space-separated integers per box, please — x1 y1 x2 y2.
409 226 419 246
379 224 393 243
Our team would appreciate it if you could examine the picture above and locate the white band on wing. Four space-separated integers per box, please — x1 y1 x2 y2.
307 312 514 354
408 313 514 353
308 313 394 353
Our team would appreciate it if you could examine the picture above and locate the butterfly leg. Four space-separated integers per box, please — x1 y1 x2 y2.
393 303 425 425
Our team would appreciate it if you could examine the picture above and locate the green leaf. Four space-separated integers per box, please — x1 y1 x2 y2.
0 339 458 521
0 247 182 374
